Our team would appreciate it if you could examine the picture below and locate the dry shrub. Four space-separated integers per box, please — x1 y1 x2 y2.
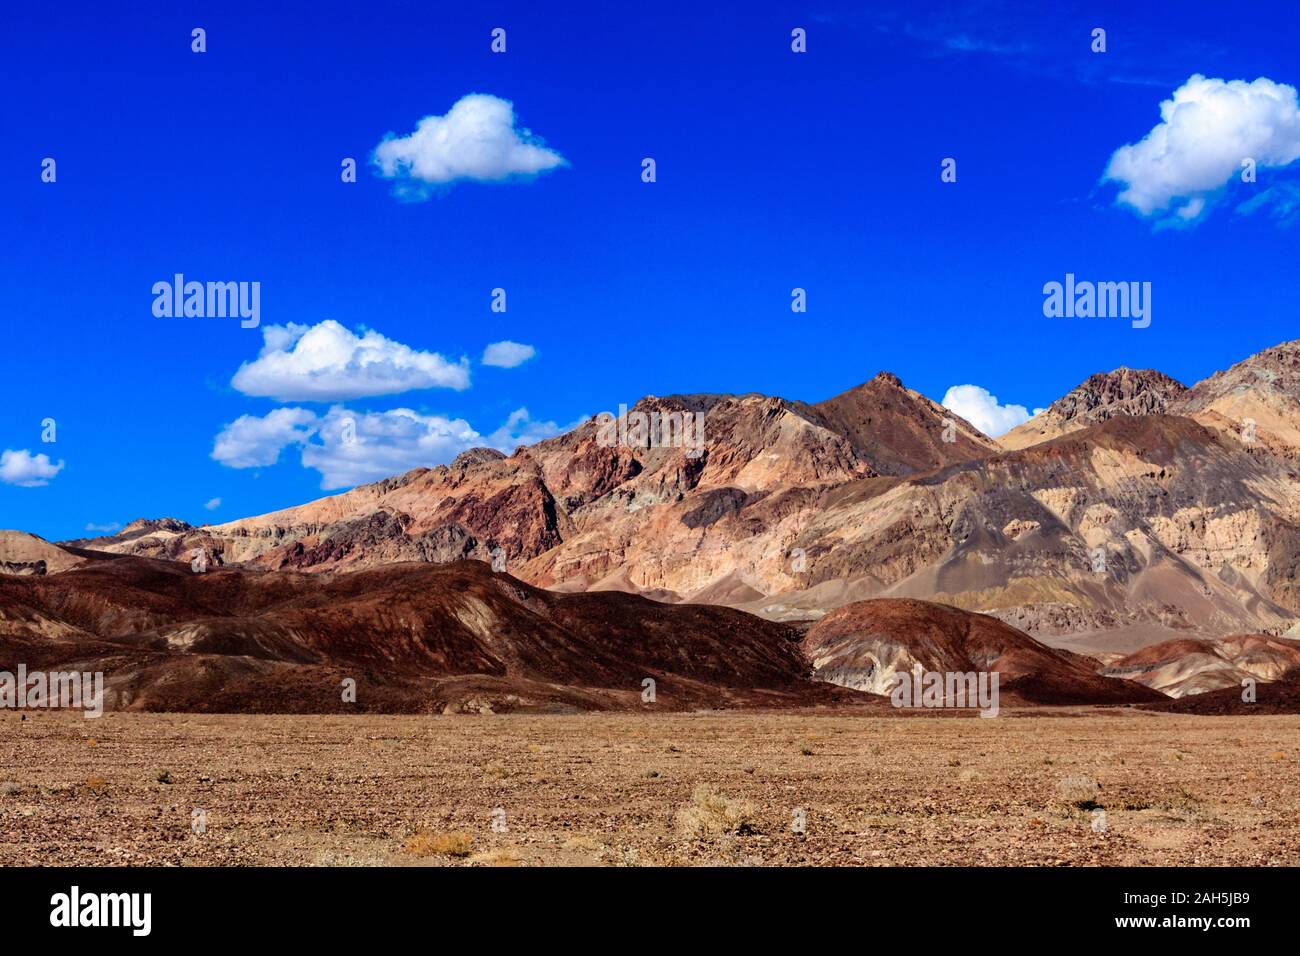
675 784 758 839
1054 776 1100 810
84 774 109 792
403 829 474 857
561 834 603 853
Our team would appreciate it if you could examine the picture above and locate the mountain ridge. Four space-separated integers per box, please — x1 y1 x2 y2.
31 339 1300 682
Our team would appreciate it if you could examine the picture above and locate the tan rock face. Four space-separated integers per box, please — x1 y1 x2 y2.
1172 339 1300 452
0 530 84 576
65 341 1300 648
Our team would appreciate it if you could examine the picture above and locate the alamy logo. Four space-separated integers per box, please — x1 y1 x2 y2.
890 669 999 718
0 666 103 718
152 274 261 328
49 886 151 936
595 404 705 458
1042 273 1150 329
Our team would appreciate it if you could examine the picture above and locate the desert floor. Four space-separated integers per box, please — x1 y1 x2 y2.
1 709 1296 866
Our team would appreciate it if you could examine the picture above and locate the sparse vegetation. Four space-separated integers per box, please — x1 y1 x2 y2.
676 784 758 839
4 712 1296 867
402 829 474 858
1054 776 1101 810
561 834 603 853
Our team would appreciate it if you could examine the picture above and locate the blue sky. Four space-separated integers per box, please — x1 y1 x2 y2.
2 0 1298 541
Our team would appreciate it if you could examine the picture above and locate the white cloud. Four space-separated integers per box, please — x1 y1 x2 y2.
212 405 574 489
482 340 537 368
204 497 222 511
372 94 566 198
941 385 1036 437
302 407 483 488
231 320 470 402
211 407 318 468
486 407 577 451
0 449 65 487
1104 74 1300 222
85 521 121 533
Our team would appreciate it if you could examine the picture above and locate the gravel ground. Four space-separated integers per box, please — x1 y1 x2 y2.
1 709 1297 866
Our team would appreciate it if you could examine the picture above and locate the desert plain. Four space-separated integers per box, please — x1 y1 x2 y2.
2 709 1297 867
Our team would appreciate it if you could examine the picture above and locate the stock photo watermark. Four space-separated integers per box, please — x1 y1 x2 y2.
890 670 1000 718
1043 274 1151 329
152 274 260 328
595 405 706 458
0 666 103 718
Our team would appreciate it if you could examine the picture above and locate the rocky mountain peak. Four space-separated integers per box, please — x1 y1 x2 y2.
1176 339 1300 410
121 517 195 535
452 447 508 468
1046 367 1187 426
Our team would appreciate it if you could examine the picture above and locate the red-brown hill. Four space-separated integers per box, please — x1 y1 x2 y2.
801 598 1164 706
0 553 862 713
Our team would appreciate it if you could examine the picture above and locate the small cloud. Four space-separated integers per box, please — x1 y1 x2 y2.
84 522 121 533
1103 74 1300 224
943 34 1031 56
372 93 566 199
1238 180 1300 226
0 449 65 487
231 320 470 402
485 408 578 450
941 385 1034 437
204 497 222 511
482 341 537 368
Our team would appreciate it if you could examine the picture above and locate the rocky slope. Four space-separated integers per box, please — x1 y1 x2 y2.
800 598 1162 705
0 553 863 713
1171 339 1300 454
1102 633 1300 697
59 517 195 557
0 530 84 576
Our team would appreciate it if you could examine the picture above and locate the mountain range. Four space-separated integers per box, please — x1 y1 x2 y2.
5 338 1300 709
